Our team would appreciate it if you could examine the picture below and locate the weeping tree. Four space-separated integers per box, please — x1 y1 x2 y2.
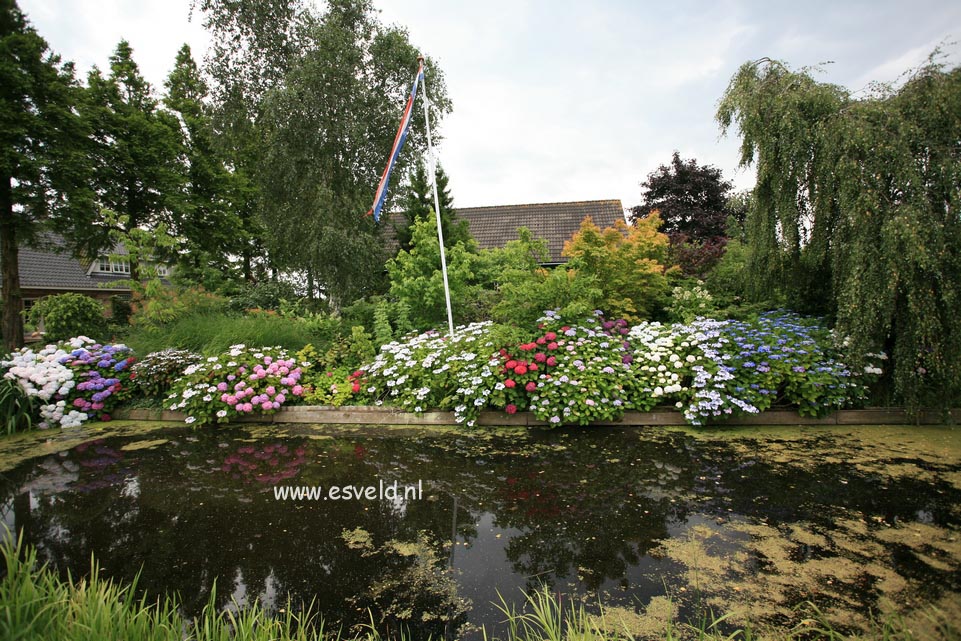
717 55 961 408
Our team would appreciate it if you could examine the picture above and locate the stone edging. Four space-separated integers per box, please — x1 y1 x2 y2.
114 406 960 427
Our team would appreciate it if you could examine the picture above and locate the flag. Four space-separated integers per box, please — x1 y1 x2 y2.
368 63 424 222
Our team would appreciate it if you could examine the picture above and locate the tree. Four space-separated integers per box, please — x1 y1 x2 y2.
82 40 185 282
386 215 479 330
193 0 309 283
394 160 468 252
0 0 93 350
717 56 961 408
255 0 450 306
630 153 737 278
562 215 674 322
163 44 245 280
630 152 733 240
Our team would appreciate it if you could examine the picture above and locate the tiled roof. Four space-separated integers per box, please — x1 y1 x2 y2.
0 234 131 292
383 199 625 264
456 200 625 264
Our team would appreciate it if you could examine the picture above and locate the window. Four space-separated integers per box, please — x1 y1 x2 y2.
155 265 168 277
98 257 110 272
111 260 130 274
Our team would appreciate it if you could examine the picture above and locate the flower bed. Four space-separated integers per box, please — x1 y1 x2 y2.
359 311 884 427
2 312 885 430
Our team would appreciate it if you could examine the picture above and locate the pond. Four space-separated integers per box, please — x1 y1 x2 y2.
1 421 960 639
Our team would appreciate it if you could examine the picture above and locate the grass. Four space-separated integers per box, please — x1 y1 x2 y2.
0 378 38 435
124 312 319 357
1 532 957 641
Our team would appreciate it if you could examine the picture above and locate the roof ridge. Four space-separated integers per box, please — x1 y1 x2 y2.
456 199 623 211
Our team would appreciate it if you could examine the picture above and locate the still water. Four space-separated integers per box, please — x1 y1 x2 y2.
1 421 959 638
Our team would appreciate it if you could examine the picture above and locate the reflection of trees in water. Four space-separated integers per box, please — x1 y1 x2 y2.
3 426 961 639
2 431 479 638
486 432 698 591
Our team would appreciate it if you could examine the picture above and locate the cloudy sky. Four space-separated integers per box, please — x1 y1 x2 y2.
18 0 961 210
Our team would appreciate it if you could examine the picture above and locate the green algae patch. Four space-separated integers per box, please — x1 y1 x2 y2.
342 527 374 551
589 598 676 638
119 439 169 451
0 420 181 472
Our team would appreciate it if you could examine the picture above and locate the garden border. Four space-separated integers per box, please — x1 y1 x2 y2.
114 406 960 427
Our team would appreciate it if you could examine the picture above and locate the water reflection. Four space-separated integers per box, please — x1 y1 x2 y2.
1 425 960 638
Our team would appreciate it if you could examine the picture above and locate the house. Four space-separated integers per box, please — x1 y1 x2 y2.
0 234 171 317
386 199 626 265
455 199 625 266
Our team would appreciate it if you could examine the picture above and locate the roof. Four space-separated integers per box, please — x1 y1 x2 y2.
457 200 625 264
384 199 626 264
0 234 131 292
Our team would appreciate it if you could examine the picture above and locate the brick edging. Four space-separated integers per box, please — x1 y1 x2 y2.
113 406 960 427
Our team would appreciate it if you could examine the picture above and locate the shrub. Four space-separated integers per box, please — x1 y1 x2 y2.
109 295 133 326
27 293 106 342
667 282 717 323
562 214 675 322
481 312 641 425
2 336 135 427
387 216 487 329
227 280 300 313
165 344 306 425
129 287 228 328
131 348 202 400
361 321 505 426
628 312 884 424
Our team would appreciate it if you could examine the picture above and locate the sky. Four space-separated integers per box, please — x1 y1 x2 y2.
17 0 961 211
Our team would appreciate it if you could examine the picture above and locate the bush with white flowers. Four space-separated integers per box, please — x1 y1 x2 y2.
2 336 135 428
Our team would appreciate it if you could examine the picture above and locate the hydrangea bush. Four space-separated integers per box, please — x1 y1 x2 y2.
2 336 135 427
629 312 883 424
165 344 306 425
362 322 505 427
130 348 202 400
360 311 884 427
489 311 641 425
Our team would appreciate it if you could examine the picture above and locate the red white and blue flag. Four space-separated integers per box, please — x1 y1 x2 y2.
368 62 424 222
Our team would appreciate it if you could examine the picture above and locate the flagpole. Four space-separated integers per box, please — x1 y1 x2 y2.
418 55 455 338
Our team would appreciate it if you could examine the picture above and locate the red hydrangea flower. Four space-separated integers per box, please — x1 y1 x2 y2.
536 337 546 345
529 363 538 371
546 356 557 366
547 342 558 351
514 365 528 375
505 359 518 369
504 379 516 388
533 352 547 362
544 331 557 341
505 404 518 415
351 382 361 393
525 382 537 392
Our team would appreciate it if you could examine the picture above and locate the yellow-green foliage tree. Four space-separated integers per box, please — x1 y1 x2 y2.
562 214 674 322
